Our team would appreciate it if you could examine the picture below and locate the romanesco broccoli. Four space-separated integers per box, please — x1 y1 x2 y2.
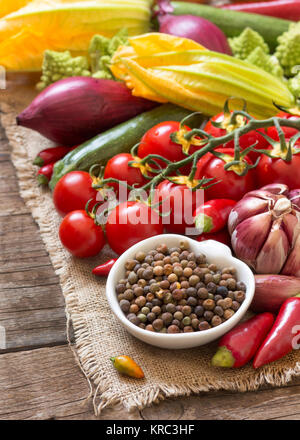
37 50 91 90
288 72 300 98
228 27 269 60
275 22 300 77
245 47 284 79
88 28 129 79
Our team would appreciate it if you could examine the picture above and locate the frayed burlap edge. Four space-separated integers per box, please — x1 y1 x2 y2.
2 100 300 417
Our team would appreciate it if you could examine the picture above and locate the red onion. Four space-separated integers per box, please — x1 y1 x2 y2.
156 1 231 55
17 77 157 146
251 275 300 313
228 183 300 275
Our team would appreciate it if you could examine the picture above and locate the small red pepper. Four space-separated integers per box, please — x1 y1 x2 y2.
211 313 275 368
33 146 71 167
221 0 300 21
92 258 117 276
37 162 55 185
193 199 236 234
253 295 300 368
196 229 232 247
111 355 145 379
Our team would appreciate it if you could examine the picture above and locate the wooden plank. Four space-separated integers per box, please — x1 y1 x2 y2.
0 128 67 352
0 345 141 420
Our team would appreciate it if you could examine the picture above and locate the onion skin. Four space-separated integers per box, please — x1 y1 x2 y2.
158 14 232 55
251 275 300 313
229 184 300 275
16 77 157 146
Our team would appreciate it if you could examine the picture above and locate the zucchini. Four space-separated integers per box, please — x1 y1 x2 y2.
171 2 291 51
49 104 200 189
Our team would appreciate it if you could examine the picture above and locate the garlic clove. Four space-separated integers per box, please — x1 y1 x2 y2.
282 233 300 277
228 196 269 234
255 221 289 274
231 212 272 269
282 213 300 246
260 183 289 195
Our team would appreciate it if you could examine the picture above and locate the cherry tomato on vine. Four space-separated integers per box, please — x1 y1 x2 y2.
204 112 268 162
59 210 105 258
195 148 255 201
53 171 98 217
106 201 163 255
103 153 147 194
154 180 203 235
267 111 300 141
256 141 300 189
138 121 200 175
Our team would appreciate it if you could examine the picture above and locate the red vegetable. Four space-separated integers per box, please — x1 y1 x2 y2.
204 111 268 162
221 0 300 21
196 229 231 247
37 162 55 185
253 296 300 368
138 121 198 175
33 146 71 167
251 275 300 313
59 210 105 258
106 201 164 255
155 179 203 234
157 1 231 54
92 259 117 277
211 313 275 368
267 111 300 141
193 199 236 234
53 171 98 217
195 147 255 201
17 77 157 146
256 138 300 190
104 153 147 194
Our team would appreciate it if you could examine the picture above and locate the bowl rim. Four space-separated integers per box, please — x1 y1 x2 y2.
106 234 255 341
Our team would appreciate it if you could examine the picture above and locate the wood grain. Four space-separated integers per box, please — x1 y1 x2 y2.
1 116 300 420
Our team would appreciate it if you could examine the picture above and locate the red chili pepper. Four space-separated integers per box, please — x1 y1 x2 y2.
196 229 232 247
221 0 300 21
92 258 117 276
253 295 300 368
37 162 55 185
193 199 236 234
211 313 275 368
33 146 71 167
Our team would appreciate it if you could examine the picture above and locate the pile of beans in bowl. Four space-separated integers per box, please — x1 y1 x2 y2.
116 241 246 334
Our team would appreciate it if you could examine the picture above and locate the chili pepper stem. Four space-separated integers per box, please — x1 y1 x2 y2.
33 156 44 167
211 346 235 368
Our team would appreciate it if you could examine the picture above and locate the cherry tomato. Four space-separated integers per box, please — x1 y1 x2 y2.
106 201 163 255
154 180 204 235
59 210 105 258
104 153 147 194
195 148 255 201
267 111 300 141
196 229 231 247
53 171 98 217
204 112 268 161
138 121 200 175
256 142 300 189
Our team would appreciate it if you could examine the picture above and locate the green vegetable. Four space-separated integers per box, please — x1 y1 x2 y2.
37 29 129 89
288 73 300 98
171 2 291 51
37 50 91 90
245 47 284 79
89 28 129 79
275 22 300 77
229 28 269 60
49 104 197 190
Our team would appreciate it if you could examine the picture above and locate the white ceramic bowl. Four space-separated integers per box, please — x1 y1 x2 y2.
106 234 255 349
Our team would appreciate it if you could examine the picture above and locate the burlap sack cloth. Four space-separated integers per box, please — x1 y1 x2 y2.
2 77 300 416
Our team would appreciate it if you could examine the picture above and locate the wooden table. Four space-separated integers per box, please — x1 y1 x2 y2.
1 122 300 421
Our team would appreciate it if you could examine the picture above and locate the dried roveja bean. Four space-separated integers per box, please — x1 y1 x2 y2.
115 243 246 333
